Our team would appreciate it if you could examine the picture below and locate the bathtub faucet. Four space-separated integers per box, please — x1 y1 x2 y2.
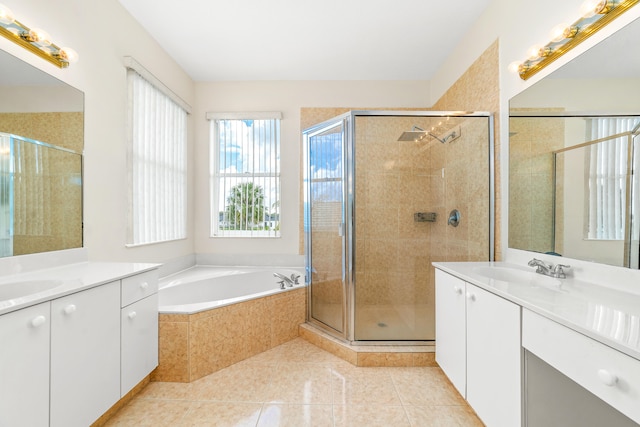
274 272 294 289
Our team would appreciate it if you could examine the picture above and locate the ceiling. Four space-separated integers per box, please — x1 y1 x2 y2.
118 0 491 82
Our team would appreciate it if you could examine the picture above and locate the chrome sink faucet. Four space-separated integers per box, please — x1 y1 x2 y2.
528 258 570 279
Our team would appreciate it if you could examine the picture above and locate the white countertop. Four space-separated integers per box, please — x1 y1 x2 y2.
434 261 640 361
0 261 159 316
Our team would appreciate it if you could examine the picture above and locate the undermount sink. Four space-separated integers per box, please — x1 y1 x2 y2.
0 280 64 301
473 266 563 290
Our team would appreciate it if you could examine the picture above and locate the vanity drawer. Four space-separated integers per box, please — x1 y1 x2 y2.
523 309 640 424
121 269 158 307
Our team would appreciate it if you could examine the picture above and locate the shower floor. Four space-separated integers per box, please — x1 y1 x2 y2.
312 302 434 341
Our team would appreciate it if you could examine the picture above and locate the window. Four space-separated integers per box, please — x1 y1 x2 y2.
585 117 637 240
208 112 281 238
126 57 190 245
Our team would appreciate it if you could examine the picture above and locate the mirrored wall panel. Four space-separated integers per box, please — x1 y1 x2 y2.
509 15 640 269
0 49 84 257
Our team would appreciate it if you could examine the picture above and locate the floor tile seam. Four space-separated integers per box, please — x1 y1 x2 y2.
388 369 411 408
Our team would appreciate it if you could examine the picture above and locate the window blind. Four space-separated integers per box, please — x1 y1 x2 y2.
128 69 188 245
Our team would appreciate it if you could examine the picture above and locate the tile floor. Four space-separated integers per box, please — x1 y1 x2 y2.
106 338 484 427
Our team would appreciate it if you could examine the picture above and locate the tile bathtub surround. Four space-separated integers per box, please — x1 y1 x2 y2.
154 287 306 383
105 338 483 427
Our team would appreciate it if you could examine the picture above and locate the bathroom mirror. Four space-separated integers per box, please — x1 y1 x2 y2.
0 48 84 258
509 15 640 268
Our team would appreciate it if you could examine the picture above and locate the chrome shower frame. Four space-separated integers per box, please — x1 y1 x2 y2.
303 110 495 345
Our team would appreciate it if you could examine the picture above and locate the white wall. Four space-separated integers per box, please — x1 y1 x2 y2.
193 80 430 259
0 0 196 264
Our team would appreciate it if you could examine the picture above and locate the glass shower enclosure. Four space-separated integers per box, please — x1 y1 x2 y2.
303 111 494 343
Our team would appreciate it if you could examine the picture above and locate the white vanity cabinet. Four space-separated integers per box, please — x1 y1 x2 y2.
435 268 522 427
50 280 121 427
523 309 640 424
0 302 51 427
121 270 159 396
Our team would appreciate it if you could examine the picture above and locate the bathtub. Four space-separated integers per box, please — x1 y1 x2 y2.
158 266 305 314
155 265 308 382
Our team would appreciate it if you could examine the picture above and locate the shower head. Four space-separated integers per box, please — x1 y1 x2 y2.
398 127 428 141
397 125 461 144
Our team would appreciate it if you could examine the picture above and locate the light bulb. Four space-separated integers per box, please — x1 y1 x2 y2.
508 61 522 73
580 0 610 18
527 44 543 60
550 23 569 42
0 3 15 25
28 28 51 46
59 47 79 63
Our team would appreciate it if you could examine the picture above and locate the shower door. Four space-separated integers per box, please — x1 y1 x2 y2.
304 117 348 335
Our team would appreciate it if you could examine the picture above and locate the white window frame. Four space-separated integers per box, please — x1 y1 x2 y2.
126 57 191 246
207 112 282 238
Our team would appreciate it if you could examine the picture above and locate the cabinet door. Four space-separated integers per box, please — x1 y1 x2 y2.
0 302 50 427
50 281 120 427
435 269 467 396
466 283 521 427
121 293 158 395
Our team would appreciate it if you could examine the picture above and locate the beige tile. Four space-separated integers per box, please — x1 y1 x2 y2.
391 367 466 406
265 363 333 404
357 352 414 367
333 404 411 427
257 404 334 427
137 381 194 401
104 398 191 426
154 321 190 383
404 405 484 427
412 352 438 367
332 365 401 405
191 362 276 402
177 402 262 427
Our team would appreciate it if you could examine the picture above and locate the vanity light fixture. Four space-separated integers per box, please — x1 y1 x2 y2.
0 3 78 68
511 0 638 80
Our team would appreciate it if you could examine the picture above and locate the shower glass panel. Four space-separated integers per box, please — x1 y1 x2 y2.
304 111 493 343
304 118 346 333
0 132 82 257
632 133 640 269
353 114 491 341
0 134 11 257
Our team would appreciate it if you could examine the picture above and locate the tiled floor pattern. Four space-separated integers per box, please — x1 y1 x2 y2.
106 338 483 427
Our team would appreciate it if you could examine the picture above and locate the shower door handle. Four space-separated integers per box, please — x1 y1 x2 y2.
338 223 345 237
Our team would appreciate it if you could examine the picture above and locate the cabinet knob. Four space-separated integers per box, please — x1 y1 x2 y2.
453 285 463 295
140 282 149 290
466 292 476 302
128 311 137 320
63 304 77 315
30 315 46 328
597 369 618 387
